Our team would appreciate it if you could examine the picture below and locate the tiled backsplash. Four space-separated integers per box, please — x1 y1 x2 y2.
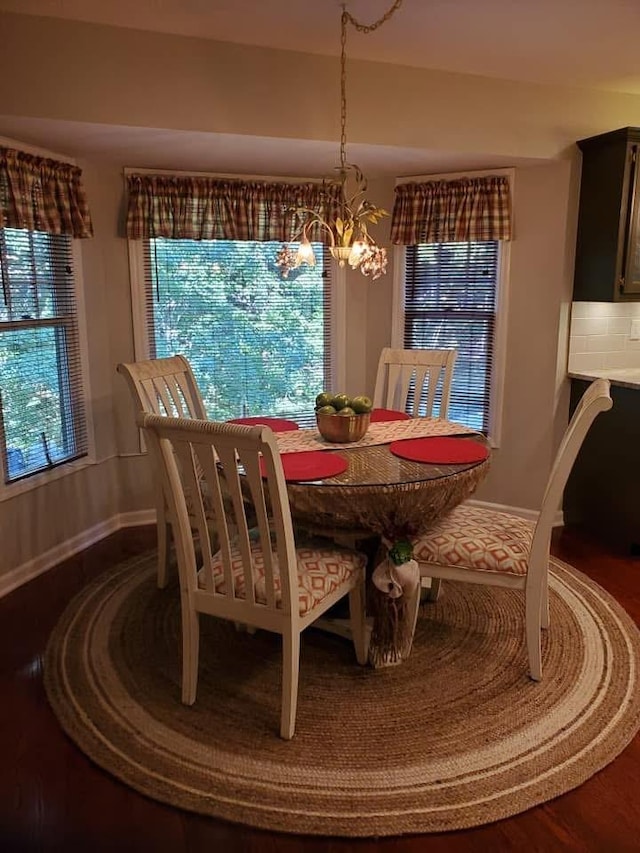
568 302 640 372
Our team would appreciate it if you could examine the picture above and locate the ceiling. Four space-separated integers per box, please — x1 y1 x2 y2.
1 0 639 176
2 0 639 93
0 115 548 178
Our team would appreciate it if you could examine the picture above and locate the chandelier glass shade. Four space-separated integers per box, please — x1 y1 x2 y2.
276 1 403 282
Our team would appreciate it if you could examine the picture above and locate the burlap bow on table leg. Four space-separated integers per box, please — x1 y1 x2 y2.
372 557 420 600
369 545 421 668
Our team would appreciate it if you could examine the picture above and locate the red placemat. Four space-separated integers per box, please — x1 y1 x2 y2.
370 408 412 423
260 451 348 482
228 417 299 432
390 436 489 464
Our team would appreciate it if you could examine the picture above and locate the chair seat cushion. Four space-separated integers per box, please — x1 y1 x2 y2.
412 504 534 577
199 538 365 616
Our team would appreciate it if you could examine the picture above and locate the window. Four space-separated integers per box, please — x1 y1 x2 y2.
126 171 343 425
402 241 501 433
0 227 88 483
134 237 335 426
392 171 512 441
0 143 92 490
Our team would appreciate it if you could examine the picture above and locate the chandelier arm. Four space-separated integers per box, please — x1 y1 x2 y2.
294 209 339 248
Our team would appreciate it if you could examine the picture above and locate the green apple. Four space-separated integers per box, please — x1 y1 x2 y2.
351 395 373 414
331 393 351 411
316 405 337 415
315 391 334 409
337 406 356 416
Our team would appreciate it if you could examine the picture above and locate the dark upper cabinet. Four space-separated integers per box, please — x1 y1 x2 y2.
574 126 640 301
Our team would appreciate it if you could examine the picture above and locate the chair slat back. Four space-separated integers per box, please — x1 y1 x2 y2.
529 378 613 571
140 414 298 617
118 355 207 419
373 347 457 418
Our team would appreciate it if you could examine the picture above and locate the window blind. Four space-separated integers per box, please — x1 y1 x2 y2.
404 242 497 432
142 238 333 427
0 227 88 483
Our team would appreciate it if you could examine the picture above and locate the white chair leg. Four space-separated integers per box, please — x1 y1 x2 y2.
156 489 171 589
348 580 370 665
422 576 442 602
525 590 543 681
181 605 200 705
280 630 300 740
406 583 421 650
541 574 550 630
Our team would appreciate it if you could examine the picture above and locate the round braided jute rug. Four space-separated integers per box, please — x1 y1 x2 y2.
44 552 640 837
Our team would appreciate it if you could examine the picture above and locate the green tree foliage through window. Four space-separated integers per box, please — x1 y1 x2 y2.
0 227 87 483
143 239 332 424
404 241 498 432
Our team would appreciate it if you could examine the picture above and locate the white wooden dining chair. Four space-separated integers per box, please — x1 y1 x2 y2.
411 378 613 681
373 347 457 418
140 413 369 739
117 355 208 588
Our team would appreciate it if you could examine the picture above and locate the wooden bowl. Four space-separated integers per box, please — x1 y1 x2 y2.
316 411 371 443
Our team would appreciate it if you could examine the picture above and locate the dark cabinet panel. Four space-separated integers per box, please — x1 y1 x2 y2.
574 126 640 302
564 379 639 552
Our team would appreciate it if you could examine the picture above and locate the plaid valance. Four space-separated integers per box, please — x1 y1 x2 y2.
391 175 512 244
0 147 93 238
126 174 342 242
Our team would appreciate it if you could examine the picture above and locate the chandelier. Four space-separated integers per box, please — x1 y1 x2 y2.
277 0 403 281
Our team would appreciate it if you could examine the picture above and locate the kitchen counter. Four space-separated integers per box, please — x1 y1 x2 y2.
568 368 640 390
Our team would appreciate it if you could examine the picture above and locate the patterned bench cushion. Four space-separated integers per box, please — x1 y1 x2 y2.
412 504 534 577
199 539 365 616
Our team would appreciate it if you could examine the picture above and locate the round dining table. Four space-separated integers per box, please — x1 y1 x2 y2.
284 437 489 543
270 416 491 667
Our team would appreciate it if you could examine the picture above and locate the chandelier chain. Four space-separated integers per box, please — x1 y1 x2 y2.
339 1 403 171
343 0 404 34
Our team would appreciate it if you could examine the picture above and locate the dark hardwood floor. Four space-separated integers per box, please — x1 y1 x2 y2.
1 525 639 852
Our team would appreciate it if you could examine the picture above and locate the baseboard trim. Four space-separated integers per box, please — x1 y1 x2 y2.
119 510 156 529
2 500 558 600
1 509 156 600
468 498 563 527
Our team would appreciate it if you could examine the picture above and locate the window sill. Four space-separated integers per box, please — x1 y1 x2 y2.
0 455 97 502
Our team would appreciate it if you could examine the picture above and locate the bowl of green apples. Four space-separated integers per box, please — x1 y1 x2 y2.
315 391 373 443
